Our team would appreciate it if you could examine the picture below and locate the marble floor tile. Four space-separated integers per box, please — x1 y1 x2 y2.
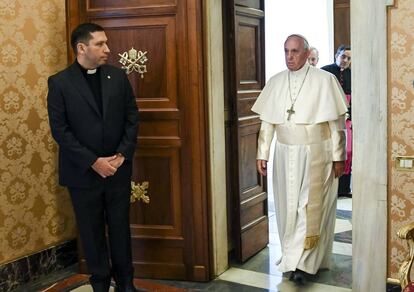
316 254 352 288
230 246 283 277
334 219 352 234
334 231 352 244
332 241 352 257
336 210 352 222
337 198 352 211
219 267 351 292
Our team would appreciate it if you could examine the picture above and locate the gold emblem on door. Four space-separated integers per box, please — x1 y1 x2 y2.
118 47 148 78
130 181 150 204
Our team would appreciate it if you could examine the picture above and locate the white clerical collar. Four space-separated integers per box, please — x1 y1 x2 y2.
290 62 310 76
76 59 98 74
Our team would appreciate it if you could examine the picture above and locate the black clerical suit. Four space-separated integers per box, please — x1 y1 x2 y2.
47 62 139 291
320 63 351 95
321 63 352 195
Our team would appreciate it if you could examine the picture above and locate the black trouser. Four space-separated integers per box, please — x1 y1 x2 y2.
338 173 351 195
69 183 134 292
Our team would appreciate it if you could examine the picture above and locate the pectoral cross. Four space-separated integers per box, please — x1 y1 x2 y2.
287 105 295 121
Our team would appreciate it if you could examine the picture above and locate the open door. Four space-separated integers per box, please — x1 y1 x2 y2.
223 0 268 262
334 0 350 50
66 0 210 281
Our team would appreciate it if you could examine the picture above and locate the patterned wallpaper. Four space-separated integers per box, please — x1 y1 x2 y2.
388 0 414 279
0 0 76 265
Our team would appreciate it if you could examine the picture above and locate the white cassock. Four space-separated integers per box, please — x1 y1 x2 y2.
252 62 348 274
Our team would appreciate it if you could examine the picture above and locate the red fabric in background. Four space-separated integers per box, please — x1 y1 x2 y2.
344 94 352 175
404 282 414 292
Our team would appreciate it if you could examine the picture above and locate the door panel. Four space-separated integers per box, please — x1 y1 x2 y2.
130 149 181 231
66 0 210 281
103 17 178 107
238 25 258 81
88 0 176 10
334 0 350 49
224 0 268 262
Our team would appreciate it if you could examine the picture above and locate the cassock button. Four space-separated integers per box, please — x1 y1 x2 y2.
107 75 111 79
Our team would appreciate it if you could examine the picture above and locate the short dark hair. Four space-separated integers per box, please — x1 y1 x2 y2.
335 44 351 58
70 23 104 54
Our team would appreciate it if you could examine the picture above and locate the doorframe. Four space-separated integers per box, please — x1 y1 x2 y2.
205 0 391 289
203 0 229 277
351 0 392 290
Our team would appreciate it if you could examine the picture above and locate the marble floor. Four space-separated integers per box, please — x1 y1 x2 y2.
19 198 352 292
153 197 352 291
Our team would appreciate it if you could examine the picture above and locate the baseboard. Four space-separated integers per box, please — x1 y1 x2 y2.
0 240 77 292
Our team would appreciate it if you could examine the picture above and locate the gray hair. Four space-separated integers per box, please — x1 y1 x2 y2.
286 34 310 51
309 46 319 56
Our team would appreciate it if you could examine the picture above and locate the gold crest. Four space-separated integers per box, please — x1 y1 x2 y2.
130 181 150 204
118 47 148 78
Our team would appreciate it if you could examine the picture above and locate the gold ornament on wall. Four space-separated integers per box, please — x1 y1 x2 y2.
130 181 150 204
118 47 148 78
397 222 414 289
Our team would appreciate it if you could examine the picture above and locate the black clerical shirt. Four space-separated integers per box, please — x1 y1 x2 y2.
321 63 351 95
76 61 103 114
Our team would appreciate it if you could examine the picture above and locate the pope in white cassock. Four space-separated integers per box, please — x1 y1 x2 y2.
252 34 348 285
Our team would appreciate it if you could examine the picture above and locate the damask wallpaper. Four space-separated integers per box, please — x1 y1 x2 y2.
388 0 414 279
0 0 76 265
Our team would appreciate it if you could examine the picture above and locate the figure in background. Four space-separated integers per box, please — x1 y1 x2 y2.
47 23 143 292
252 34 347 285
321 45 352 197
308 46 319 66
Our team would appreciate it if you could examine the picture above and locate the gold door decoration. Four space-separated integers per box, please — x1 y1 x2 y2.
398 222 414 289
130 181 150 204
118 47 148 78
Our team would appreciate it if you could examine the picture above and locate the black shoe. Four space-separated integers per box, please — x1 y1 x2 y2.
90 277 111 292
289 271 295 281
292 269 307 285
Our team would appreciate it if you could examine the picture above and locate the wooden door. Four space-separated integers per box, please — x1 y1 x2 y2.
223 0 268 262
66 0 210 281
334 0 350 50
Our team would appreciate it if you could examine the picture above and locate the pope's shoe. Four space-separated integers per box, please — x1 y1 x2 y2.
292 269 307 285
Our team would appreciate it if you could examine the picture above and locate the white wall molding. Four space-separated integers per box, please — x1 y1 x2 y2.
351 0 388 290
204 0 228 276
